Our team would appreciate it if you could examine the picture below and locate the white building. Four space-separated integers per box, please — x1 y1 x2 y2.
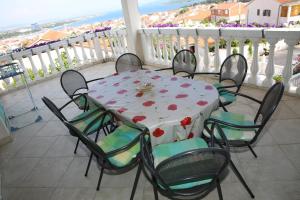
247 0 300 26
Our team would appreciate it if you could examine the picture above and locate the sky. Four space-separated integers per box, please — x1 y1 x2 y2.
0 0 166 29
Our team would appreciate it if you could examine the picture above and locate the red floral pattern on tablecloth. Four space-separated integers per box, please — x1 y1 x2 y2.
88 70 219 146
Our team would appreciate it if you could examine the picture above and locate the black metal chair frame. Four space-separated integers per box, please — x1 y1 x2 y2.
138 130 230 200
60 69 105 111
41 96 110 154
194 53 248 111
64 111 146 198
203 82 285 199
156 49 197 79
115 53 143 74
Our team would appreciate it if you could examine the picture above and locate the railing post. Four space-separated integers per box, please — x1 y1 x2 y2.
263 38 278 87
248 38 260 84
283 39 298 89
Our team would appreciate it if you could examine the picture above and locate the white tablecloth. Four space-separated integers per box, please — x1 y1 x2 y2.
89 70 219 146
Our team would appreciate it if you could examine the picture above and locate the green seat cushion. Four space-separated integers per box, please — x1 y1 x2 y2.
204 110 256 141
213 83 237 104
74 95 98 110
153 138 211 189
97 125 141 167
71 108 111 135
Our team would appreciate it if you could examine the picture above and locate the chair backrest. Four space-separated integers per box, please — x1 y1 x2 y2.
115 53 143 73
255 82 284 127
42 96 66 122
219 54 248 92
141 137 229 199
60 70 88 97
172 49 197 78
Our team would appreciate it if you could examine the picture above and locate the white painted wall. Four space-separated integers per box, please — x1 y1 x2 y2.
247 0 281 25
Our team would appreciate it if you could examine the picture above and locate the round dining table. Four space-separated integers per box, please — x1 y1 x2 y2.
88 69 219 146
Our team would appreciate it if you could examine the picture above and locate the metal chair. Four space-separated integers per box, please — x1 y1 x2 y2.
42 96 111 154
203 82 285 199
195 54 248 111
156 49 197 79
64 111 145 197
115 53 143 74
60 69 104 111
139 132 230 200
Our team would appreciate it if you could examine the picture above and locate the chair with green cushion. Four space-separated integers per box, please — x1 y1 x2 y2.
204 82 284 157
194 54 248 111
139 133 230 200
60 69 104 111
64 112 146 197
202 82 284 200
42 96 111 155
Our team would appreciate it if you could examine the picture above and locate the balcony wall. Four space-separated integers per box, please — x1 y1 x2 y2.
0 27 300 96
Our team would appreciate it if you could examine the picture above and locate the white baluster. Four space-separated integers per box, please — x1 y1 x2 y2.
214 37 220 72
283 39 298 89
55 48 64 68
79 41 87 62
71 44 81 64
102 37 109 59
37 52 47 74
93 36 103 60
63 46 73 67
28 55 38 75
239 38 245 55
263 39 278 87
184 35 189 49
46 49 56 71
176 34 181 51
87 39 95 61
170 35 175 63
226 38 232 57
150 34 156 63
248 39 260 84
162 34 168 65
203 37 209 71
193 35 200 72
157 35 163 64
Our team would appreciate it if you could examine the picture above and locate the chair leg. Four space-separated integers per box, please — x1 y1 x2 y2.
96 166 104 191
247 144 257 158
85 153 93 177
74 138 80 154
130 163 142 200
152 176 159 200
229 160 255 199
216 178 223 200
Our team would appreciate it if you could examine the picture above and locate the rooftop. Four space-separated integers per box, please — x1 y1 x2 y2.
0 62 300 200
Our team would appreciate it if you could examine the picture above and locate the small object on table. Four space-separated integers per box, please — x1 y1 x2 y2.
136 82 154 93
0 63 42 131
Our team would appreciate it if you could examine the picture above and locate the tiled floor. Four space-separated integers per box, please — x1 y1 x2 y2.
0 62 300 200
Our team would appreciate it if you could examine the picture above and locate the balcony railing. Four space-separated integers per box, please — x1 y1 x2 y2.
0 27 300 95
0 29 128 93
139 27 300 94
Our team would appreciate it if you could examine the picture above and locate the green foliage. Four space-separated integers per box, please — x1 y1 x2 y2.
179 7 189 15
12 78 17 87
54 51 70 71
231 40 239 48
209 45 215 53
248 43 253 56
27 68 35 80
37 69 45 78
232 48 238 54
48 66 53 75
273 74 283 82
219 39 226 49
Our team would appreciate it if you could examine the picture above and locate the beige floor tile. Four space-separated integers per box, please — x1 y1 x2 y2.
268 119 300 144
45 135 89 157
15 136 57 157
94 187 143 200
20 157 73 187
50 188 96 200
35 121 69 137
3 187 54 200
1 157 40 187
280 144 300 172
0 135 32 158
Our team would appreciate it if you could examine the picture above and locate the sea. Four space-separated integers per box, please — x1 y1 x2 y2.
60 0 200 29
